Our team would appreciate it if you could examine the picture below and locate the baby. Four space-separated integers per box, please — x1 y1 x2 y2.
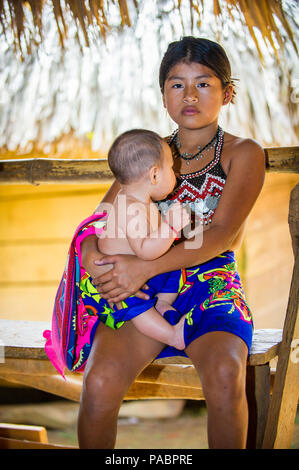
96 129 190 350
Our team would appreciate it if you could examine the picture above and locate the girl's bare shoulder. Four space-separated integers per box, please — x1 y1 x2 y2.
222 131 265 173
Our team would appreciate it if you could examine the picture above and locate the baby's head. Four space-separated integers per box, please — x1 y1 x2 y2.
108 129 176 200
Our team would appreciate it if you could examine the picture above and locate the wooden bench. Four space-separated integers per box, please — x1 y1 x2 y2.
0 320 284 448
0 423 76 449
0 148 298 449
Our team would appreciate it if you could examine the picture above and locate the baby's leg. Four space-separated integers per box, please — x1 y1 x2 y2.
155 292 178 316
131 308 186 350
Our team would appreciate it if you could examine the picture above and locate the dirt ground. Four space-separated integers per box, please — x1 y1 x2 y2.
47 402 210 449
0 386 298 449
46 401 299 449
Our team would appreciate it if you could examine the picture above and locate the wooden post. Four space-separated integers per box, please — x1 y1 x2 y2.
246 364 271 449
264 147 299 173
262 183 299 448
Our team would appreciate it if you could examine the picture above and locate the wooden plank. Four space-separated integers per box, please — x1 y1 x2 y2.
0 357 202 391
264 147 299 174
0 184 109 240
0 436 76 449
0 184 109 241
248 329 282 365
0 321 50 360
245 267 292 330
0 286 59 323
136 364 202 389
0 158 113 184
0 370 83 402
289 182 299 256
246 224 294 279
0 423 48 443
0 358 66 376
154 356 192 365
246 364 271 449
263 185 299 448
125 382 204 400
0 147 298 185
0 244 69 283
0 357 194 383
0 320 282 366
0 362 204 402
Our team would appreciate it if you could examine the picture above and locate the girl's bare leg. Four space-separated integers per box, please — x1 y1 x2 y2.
131 308 186 350
77 321 164 449
186 331 249 449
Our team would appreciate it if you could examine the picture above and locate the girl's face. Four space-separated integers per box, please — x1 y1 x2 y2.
162 61 231 130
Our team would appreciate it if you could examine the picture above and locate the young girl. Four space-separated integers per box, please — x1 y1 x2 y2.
78 36 265 449
93 128 190 350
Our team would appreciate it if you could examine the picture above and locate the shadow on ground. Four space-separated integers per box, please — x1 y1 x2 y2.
46 401 299 450
0 387 298 449
48 401 210 449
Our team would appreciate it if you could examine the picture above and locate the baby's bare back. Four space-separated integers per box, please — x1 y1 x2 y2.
97 194 158 257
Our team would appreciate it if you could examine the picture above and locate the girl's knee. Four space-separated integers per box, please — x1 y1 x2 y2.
201 353 246 402
82 360 129 408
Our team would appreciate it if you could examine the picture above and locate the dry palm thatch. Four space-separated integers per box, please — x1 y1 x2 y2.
0 0 297 60
0 0 298 156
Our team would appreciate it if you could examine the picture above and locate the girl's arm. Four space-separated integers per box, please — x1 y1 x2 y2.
148 139 266 272
126 202 190 260
93 140 265 303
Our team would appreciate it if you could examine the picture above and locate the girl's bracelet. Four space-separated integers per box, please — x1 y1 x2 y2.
164 220 179 240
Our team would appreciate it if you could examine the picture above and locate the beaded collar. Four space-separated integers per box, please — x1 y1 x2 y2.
167 127 224 178
163 128 226 226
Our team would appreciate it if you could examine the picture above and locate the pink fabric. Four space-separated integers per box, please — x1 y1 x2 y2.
43 213 106 377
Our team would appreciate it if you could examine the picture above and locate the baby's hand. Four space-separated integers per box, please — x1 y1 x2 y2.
165 202 190 232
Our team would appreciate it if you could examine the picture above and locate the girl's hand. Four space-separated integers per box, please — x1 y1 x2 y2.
93 254 154 303
165 202 190 232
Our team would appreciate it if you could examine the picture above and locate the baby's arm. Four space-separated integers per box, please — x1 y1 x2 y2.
127 202 190 260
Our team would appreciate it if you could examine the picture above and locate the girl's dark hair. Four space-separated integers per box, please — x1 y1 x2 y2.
159 36 236 102
108 129 163 184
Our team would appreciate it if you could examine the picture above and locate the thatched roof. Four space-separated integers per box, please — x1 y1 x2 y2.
1 0 297 59
0 0 298 157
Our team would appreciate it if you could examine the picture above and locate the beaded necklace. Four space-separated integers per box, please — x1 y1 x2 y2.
170 126 221 165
